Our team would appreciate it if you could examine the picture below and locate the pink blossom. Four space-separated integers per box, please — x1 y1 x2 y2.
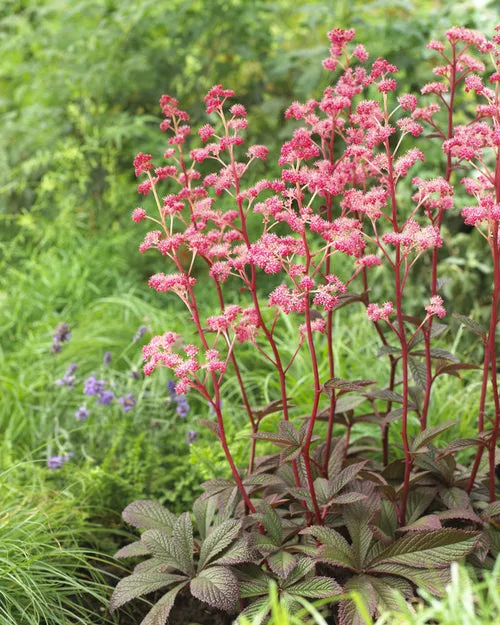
148 273 196 294
248 145 269 160
230 104 247 117
394 149 425 178
198 124 215 142
367 302 394 322
427 40 445 52
133 152 154 177
132 208 147 223
299 318 327 335
398 94 418 112
355 255 382 269
425 296 446 319
421 82 448 95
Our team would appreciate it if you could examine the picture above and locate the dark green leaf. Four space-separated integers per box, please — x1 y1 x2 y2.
324 378 375 394
139 582 188 625
411 421 458 451
254 501 283 545
452 313 486 338
215 537 254 566
370 529 478 569
141 530 193 575
329 461 366 495
122 500 177 531
114 540 150 559
377 345 401 358
338 576 377 625
409 357 427 389
267 550 297 578
335 395 366 413
288 576 342 598
110 572 187 611
190 566 239 611
198 519 241 570
199 419 221 439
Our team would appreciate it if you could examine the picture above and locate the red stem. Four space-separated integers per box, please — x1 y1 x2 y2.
420 43 457 430
384 137 411 525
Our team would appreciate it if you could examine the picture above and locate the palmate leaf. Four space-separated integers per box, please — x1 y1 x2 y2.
482 501 500 519
254 501 283 545
436 362 481 378
288 576 342 598
369 529 478 569
377 344 401 358
236 596 270 625
371 564 452 596
114 540 150 559
324 378 376 394
141 530 193 575
327 437 347 478
338 576 377 625
190 566 239 611
329 461 367 495
411 348 460 363
404 488 437 526
452 313 486 338
398 514 442 533
198 519 241 570
282 557 315 587
192 496 217 541
369 576 411 612
237 564 271 599
411 421 458 451
304 526 357 570
251 533 280 555
140 582 189 625
267 550 297 578
216 537 254 565
332 492 368 505
122 500 177 531
172 512 194 572
334 395 366 414
344 506 374 569
437 437 486 458
409 357 427 389
199 418 221 439
439 486 471 510
109 572 188 611
133 557 170 575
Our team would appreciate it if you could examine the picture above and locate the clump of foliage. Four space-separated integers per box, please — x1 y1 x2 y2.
0 472 116 625
112 24 500 625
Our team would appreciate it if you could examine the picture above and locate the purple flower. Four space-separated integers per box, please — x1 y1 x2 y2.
47 453 73 470
167 379 177 398
55 363 78 389
51 340 62 354
186 430 198 445
97 390 114 405
133 325 147 342
118 393 136 412
176 395 190 418
103 351 112 366
75 406 89 421
84 376 105 396
53 323 72 343
130 369 140 381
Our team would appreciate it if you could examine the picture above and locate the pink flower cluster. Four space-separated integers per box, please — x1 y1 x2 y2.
129 23 500 427
142 332 226 393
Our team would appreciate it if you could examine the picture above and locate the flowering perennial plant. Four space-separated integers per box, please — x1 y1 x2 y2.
113 25 500 625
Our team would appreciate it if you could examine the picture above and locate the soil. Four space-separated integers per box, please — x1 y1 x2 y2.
168 596 233 625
